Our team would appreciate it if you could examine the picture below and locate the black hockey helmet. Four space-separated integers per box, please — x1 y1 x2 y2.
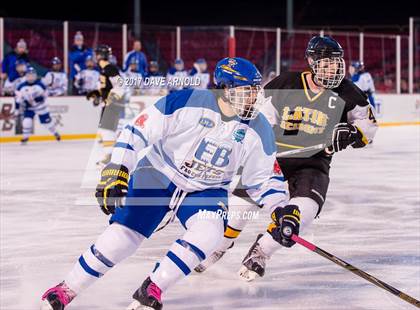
305 36 344 60
305 36 345 89
95 44 112 61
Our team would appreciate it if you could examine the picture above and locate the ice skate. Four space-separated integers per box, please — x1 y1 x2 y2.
238 234 268 282
20 137 29 144
54 132 61 141
126 277 163 310
41 281 76 310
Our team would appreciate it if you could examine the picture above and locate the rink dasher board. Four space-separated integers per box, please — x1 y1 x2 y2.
0 94 419 142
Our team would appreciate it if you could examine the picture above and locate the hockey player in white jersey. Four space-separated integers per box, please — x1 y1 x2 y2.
2 59 27 96
41 57 288 310
73 56 100 95
166 58 188 93
15 67 61 143
349 61 376 108
42 57 68 96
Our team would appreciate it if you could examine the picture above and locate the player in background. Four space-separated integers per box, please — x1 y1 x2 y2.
123 39 148 75
141 61 167 96
2 59 27 96
196 36 378 281
349 61 376 109
15 67 61 144
123 58 143 96
166 59 188 93
69 31 93 81
42 57 68 96
189 58 211 89
86 45 125 165
73 56 100 95
40 57 287 310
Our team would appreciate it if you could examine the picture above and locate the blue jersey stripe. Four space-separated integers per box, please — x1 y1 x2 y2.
114 142 134 151
256 189 286 204
154 89 219 115
167 251 191 275
125 125 148 146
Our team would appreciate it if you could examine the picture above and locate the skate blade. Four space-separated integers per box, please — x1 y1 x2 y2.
40 300 54 310
126 300 155 310
238 265 259 282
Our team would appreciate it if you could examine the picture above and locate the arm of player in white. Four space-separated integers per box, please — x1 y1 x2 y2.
241 137 287 211
110 103 166 172
347 104 378 145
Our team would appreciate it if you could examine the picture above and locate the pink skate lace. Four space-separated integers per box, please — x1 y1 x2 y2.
42 282 76 306
147 281 162 302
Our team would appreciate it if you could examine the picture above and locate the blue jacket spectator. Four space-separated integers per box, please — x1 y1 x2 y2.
2 39 30 82
69 31 93 79
123 40 148 75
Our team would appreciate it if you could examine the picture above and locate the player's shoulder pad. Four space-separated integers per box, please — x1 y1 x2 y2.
337 78 368 108
154 89 219 115
35 80 47 90
16 81 29 90
105 63 120 76
248 113 276 156
264 71 301 90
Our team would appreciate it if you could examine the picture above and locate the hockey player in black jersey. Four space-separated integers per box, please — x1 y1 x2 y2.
87 44 125 165
195 36 378 280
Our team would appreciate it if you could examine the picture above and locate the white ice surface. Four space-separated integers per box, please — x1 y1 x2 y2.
1 126 419 310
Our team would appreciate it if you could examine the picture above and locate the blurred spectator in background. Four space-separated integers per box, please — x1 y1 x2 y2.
109 54 119 68
124 58 143 95
189 58 210 89
166 59 188 93
69 31 93 81
349 61 376 108
1 39 30 83
42 57 68 96
73 56 100 95
141 60 166 96
123 40 148 75
2 59 27 96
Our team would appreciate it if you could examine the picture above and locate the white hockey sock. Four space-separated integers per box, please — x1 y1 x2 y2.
150 212 224 291
64 223 144 294
259 197 319 257
43 120 57 134
22 117 33 139
219 195 261 250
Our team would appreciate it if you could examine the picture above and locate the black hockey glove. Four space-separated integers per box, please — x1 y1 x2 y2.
95 163 129 215
86 90 101 106
329 123 367 153
267 205 301 247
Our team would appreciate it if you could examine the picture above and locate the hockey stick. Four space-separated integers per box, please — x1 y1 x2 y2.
276 143 329 157
291 234 420 308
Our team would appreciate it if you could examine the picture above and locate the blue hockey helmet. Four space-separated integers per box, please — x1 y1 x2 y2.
350 60 364 73
51 57 62 65
214 57 262 88
26 66 38 83
15 59 28 74
214 57 263 120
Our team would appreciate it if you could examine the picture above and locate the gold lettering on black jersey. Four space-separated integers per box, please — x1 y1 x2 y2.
280 106 328 134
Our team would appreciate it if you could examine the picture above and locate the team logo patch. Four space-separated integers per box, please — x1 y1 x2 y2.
232 128 246 143
135 114 148 128
199 117 215 128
